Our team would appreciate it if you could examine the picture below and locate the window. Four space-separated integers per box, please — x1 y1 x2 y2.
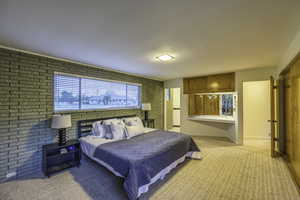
54 73 141 111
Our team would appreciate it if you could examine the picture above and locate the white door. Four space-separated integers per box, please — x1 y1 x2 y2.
172 88 181 126
243 81 271 140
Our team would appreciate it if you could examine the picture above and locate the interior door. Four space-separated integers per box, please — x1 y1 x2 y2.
165 88 173 130
270 76 279 157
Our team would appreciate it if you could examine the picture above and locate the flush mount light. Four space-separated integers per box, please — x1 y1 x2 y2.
155 54 175 61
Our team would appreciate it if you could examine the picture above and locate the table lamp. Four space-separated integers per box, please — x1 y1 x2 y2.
51 115 71 146
142 103 151 121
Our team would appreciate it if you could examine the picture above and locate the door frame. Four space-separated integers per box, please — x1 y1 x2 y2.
269 76 280 157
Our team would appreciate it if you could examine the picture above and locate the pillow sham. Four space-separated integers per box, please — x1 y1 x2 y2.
110 123 127 140
123 117 144 129
103 118 126 128
91 121 105 137
103 124 113 139
126 125 144 138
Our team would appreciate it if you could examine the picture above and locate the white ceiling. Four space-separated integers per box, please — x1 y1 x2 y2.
1 0 300 80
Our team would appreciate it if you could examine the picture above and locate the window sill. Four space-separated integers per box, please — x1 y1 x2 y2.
54 107 141 114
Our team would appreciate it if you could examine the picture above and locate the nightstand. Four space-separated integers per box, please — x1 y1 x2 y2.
142 119 155 128
42 139 81 177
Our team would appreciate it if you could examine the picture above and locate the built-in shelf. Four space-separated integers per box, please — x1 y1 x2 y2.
187 115 236 124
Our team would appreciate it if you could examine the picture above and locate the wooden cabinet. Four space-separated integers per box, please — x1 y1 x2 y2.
184 77 208 93
183 72 235 94
207 73 235 92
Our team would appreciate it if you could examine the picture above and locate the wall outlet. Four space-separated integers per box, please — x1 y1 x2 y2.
6 171 16 178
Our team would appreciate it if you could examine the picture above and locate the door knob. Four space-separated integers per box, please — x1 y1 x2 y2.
268 120 278 123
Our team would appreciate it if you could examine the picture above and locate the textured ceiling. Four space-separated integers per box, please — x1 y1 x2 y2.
1 0 300 80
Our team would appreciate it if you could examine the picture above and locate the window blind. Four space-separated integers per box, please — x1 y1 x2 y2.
54 73 141 111
54 74 80 111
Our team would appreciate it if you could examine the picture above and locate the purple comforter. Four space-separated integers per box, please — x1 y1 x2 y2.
93 130 200 200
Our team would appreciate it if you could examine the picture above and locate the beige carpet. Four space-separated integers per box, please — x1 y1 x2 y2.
0 137 299 200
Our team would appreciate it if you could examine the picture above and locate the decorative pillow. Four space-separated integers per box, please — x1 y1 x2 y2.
110 123 127 140
127 121 138 126
103 118 125 128
126 125 144 138
123 117 144 129
103 124 113 139
92 122 113 139
91 121 105 137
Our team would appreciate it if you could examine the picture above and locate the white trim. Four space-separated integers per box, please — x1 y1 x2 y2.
193 92 237 95
244 136 271 140
54 71 142 86
0 44 163 81
54 107 140 113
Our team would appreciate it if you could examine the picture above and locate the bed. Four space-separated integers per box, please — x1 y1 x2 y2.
78 115 200 200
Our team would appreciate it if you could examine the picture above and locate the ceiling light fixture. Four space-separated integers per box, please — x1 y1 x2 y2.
155 54 175 61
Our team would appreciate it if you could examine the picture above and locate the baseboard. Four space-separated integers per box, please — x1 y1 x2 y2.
244 136 270 140
283 155 300 192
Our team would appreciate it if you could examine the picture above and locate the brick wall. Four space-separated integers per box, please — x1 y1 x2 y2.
0 47 164 181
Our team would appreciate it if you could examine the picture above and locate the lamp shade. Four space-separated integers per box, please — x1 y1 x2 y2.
142 103 151 111
51 115 72 129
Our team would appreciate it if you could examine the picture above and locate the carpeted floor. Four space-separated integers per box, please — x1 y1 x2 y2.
0 137 299 200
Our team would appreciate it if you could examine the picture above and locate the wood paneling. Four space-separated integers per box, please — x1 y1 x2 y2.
183 72 235 94
270 76 279 157
188 94 219 116
282 54 300 186
184 77 208 94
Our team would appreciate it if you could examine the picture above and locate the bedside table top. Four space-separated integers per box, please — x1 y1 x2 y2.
142 119 154 121
43 139 79 150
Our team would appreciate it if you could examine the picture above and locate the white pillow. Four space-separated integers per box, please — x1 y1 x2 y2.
103 118 125 128
126 125 144 138
123 117 144 129
104 126 113 139
110 123 127 140
91 121 106 137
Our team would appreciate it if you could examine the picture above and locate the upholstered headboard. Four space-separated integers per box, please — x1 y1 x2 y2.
77 115 137 138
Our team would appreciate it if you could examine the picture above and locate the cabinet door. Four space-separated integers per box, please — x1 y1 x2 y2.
188 94 204 115
285 71 293 160
204 95 219 115
207 73 235 92
189 77 207 93
184 77 207 94
183 79 190 94
188 94 197 115
290 58 300 180
195 95 205 115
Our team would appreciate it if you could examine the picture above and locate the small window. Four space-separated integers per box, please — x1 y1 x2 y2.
54 73 141 111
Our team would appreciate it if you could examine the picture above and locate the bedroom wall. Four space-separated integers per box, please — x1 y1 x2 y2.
0 47 164 181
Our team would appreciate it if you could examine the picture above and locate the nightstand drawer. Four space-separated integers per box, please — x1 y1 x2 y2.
47 152 79 167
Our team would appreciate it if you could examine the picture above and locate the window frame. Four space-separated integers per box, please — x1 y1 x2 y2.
53 72 142 112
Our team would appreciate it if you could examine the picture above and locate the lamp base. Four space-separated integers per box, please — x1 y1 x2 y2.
58 129 67 146
144 111 149 121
